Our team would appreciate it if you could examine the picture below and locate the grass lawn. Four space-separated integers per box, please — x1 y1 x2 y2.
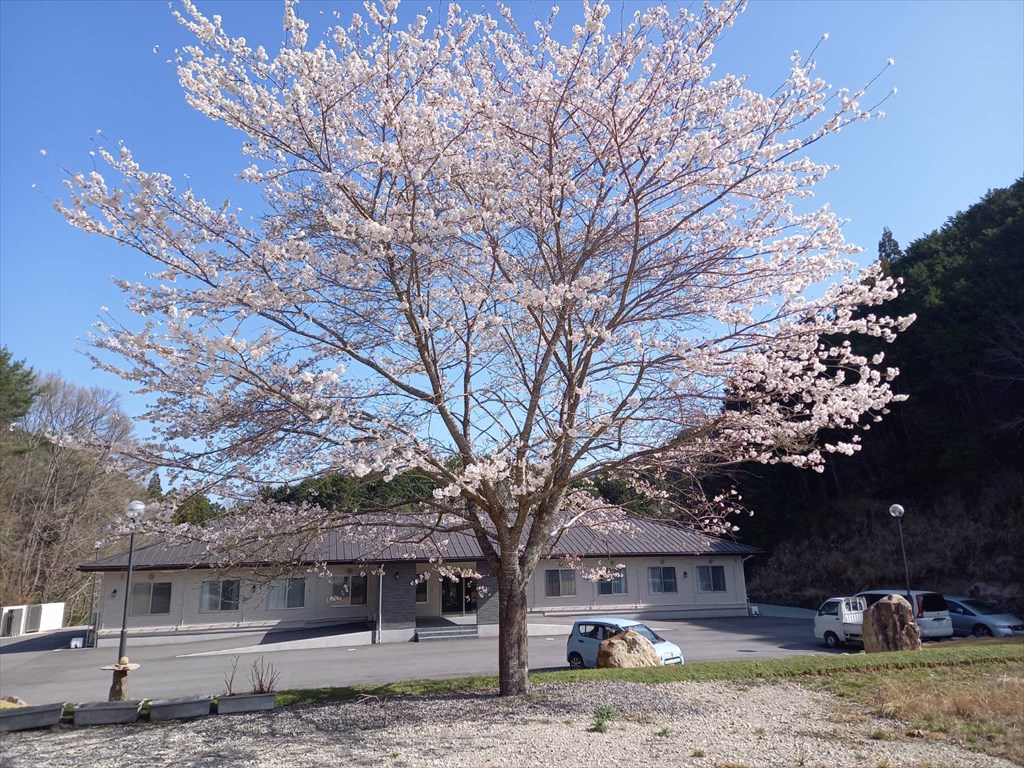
276 638 1023 764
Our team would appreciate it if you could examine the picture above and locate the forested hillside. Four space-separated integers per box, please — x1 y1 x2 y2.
738 179 1024 609
0 354 144 620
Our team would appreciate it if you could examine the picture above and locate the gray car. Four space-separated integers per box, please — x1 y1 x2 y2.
944 596 1024 638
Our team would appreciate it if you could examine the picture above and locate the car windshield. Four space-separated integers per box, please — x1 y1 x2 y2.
623 624 663 643
958 599 1001 615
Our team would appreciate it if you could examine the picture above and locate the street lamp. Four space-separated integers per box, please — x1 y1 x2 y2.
889 503 912 601
87 541 100 648
106 500 144 701
116 500 145 661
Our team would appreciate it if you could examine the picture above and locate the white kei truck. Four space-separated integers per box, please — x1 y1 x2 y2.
814 596 867 648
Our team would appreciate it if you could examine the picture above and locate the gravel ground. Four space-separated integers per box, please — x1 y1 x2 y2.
0 680 1011 768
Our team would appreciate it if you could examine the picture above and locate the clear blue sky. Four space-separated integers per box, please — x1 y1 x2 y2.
1 0 1022 421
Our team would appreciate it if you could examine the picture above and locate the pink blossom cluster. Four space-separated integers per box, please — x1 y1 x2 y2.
59 1 904 598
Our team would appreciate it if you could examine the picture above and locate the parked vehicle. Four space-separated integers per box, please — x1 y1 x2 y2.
566 617 683 669
944 596 1024 638
814 596 867 648
854 590 954 640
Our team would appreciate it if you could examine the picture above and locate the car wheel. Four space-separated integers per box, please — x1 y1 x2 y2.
568 652 585 670
824 631 841 649
973 624 993 638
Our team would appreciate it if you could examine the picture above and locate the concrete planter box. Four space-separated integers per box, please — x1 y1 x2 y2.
73 700 142 727
215 692 276 715
0 703 65 732
148 696 212 721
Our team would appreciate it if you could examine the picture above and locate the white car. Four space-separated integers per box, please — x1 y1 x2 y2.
814 596 866 648
566 616 683 669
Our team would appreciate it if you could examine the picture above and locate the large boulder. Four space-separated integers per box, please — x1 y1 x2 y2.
596 629 662 668
862 595 922 653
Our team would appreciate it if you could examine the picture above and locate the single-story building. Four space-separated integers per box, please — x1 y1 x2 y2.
80 517 760 646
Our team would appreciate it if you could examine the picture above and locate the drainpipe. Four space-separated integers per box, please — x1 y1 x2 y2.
742 555 755 615
179 572 186 628
376 568 383 644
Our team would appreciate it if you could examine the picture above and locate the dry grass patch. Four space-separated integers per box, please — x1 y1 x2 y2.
822 660 1023 765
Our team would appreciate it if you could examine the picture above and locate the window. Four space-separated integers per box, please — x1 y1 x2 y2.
415 579 428 604
597 573 627 596
697 565 726 593
544 568 576 598
268 577 305 609
200 579 240 612
917 593 947 613
130 582 171 615
647 566 677 594
331 574 368 606
818 600 839 617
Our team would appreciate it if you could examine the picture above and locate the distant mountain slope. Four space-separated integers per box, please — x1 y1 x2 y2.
737 179 1024 610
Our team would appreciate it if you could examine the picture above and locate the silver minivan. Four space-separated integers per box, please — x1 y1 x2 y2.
855 589 954 640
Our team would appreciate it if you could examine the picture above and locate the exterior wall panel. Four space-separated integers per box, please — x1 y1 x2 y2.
94 551 752 642
529 555 748 616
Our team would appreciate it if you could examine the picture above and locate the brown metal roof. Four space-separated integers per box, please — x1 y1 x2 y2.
80 516 759 572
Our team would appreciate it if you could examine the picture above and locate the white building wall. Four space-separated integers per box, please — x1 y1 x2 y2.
94 553 751 642
97 566 381 639
1 602 65 636
528 555 749 618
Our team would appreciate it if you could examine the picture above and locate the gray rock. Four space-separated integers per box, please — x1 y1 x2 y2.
596 629 661 668
863 594 922 653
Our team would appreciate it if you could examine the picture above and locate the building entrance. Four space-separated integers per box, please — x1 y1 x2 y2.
440 577 477 615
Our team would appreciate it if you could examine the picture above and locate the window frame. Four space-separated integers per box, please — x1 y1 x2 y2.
129 581 172 616
697 564 727 593
268 577 306 610
544 568 577 598
199 579 240 613
597 572 628 596
330 574 368 606
647 566 678 594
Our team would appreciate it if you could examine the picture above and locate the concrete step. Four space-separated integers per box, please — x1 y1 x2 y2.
415 626 478 642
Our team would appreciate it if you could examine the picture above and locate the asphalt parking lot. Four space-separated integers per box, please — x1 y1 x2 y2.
0 615 823 704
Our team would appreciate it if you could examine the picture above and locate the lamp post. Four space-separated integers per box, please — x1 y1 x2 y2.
116 500 145 661
105 500 144 701
87 541 100 648
889 504 912 601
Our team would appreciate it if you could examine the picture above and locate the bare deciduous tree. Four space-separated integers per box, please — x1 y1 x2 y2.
0 374 140 618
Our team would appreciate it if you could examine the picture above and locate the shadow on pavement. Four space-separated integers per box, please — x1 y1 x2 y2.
255 622 372 645
0 628 88 654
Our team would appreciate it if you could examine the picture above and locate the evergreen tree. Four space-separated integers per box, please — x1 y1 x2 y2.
145 473 164 501
877 227 903 269
171 494 223 526
0 348 38 429
736 179 1024 602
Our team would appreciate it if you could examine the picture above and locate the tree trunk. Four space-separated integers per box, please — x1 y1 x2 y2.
496 570 530 696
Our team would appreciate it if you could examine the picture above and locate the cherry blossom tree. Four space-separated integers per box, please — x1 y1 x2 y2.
59 0 909 695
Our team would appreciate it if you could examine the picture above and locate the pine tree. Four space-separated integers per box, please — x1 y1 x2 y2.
146 473 164 501
0 348 37 429
878 227 903 268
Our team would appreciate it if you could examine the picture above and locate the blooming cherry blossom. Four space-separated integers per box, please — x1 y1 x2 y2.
58 0 909 696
